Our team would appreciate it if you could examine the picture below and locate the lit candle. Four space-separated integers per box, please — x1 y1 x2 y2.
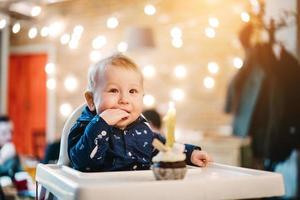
165 102 176 148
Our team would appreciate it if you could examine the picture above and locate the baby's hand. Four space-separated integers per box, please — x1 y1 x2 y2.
191 150 212 167
100 109 130 126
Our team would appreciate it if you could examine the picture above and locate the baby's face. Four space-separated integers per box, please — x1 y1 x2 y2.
94 66 144 128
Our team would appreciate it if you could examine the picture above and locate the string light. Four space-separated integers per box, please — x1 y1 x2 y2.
28 27 38 39
92 35 107 49
207 62 219 74
170 88 185 102
12 23 21 33
0 19 7 29
60 33 70 45
89 50 102 62
174 65 187 79
208 17 219 28
73 25 84 35
240 12 250 22
143 94 155 107
144 4 156 16
233 57 244 69
68 39 78 49
45 63 55 74
249 0 260 14
170 27 182 38
203 76 215 89
205 27 216 38
117 42 128 52
106 17 119 29
31 6 42 17
40 26 49 37
142 65 156 79
49 21 64 37
66 25 83 49
60 103 72 117
64 75 78 92
171 38 183 48
46 78 56 90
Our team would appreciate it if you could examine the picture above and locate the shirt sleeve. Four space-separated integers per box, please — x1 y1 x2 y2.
68 115 112 171
152 133 201 166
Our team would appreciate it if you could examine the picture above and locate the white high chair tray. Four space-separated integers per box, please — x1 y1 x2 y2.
36 163 284 200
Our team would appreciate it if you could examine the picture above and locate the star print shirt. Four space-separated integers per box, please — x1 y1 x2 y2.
68 106 201 172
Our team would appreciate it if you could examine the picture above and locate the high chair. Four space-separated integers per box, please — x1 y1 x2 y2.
56 103 86 166
36 103 86 199
35 103 285 200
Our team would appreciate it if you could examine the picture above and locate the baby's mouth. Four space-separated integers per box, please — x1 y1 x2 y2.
122 116 129 120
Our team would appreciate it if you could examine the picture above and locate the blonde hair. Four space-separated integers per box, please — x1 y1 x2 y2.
87 53 143 93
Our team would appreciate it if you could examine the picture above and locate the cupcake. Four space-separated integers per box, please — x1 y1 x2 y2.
152 140 187 180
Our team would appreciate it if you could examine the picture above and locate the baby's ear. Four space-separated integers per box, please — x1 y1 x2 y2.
84 91 96 111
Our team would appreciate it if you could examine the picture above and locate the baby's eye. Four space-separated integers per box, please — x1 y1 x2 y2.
129 89 138 94
108 88 119 93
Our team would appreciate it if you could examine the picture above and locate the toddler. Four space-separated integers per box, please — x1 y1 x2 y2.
68 54 211 172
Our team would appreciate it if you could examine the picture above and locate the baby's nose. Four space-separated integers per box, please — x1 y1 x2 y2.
119 93 129 104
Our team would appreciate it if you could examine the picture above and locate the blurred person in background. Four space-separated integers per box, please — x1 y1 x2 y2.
142 109 162 134
0 116 22 178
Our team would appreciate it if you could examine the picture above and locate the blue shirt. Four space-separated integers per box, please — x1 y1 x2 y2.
68 106 201 172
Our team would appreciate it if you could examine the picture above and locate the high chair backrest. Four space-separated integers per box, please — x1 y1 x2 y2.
57 103 86 166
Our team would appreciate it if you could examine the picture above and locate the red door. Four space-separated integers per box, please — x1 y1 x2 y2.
8 54 47 159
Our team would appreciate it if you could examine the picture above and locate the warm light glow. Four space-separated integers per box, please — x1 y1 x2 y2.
143 94 155 107
89 50 102 63
117 42 128 52
249 0 259 7
60 33 70 45
208 62 219 74
28 27 38 39
64 75 78 92
68 39 78 49
40 26 49 37
45 63 55 74
240 12 250 22
144 4 156 16
142 65 156 79
203 76 215 89
170 88 185 102
106 17 119 29
170 27 182 38
73 25 84 35
0 19 7 29
49 21 64 37
171 38 183 48
60 103 72 117
46 78 56 90
209 17 219 28
12 23 21 33
205 27 216 38
92 35 107 49
233 57 244 69
174 65 187 79
31 6 42 17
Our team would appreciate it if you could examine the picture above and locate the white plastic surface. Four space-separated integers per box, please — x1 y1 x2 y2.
36 163 284 200
57 103 86 166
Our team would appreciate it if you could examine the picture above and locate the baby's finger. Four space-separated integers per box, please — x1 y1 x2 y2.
116 110 130 118
194 159 206 167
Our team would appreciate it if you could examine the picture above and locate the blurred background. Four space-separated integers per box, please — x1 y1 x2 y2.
0 0 299 199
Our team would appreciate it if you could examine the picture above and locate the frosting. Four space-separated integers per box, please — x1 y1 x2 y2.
152 143 186 162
